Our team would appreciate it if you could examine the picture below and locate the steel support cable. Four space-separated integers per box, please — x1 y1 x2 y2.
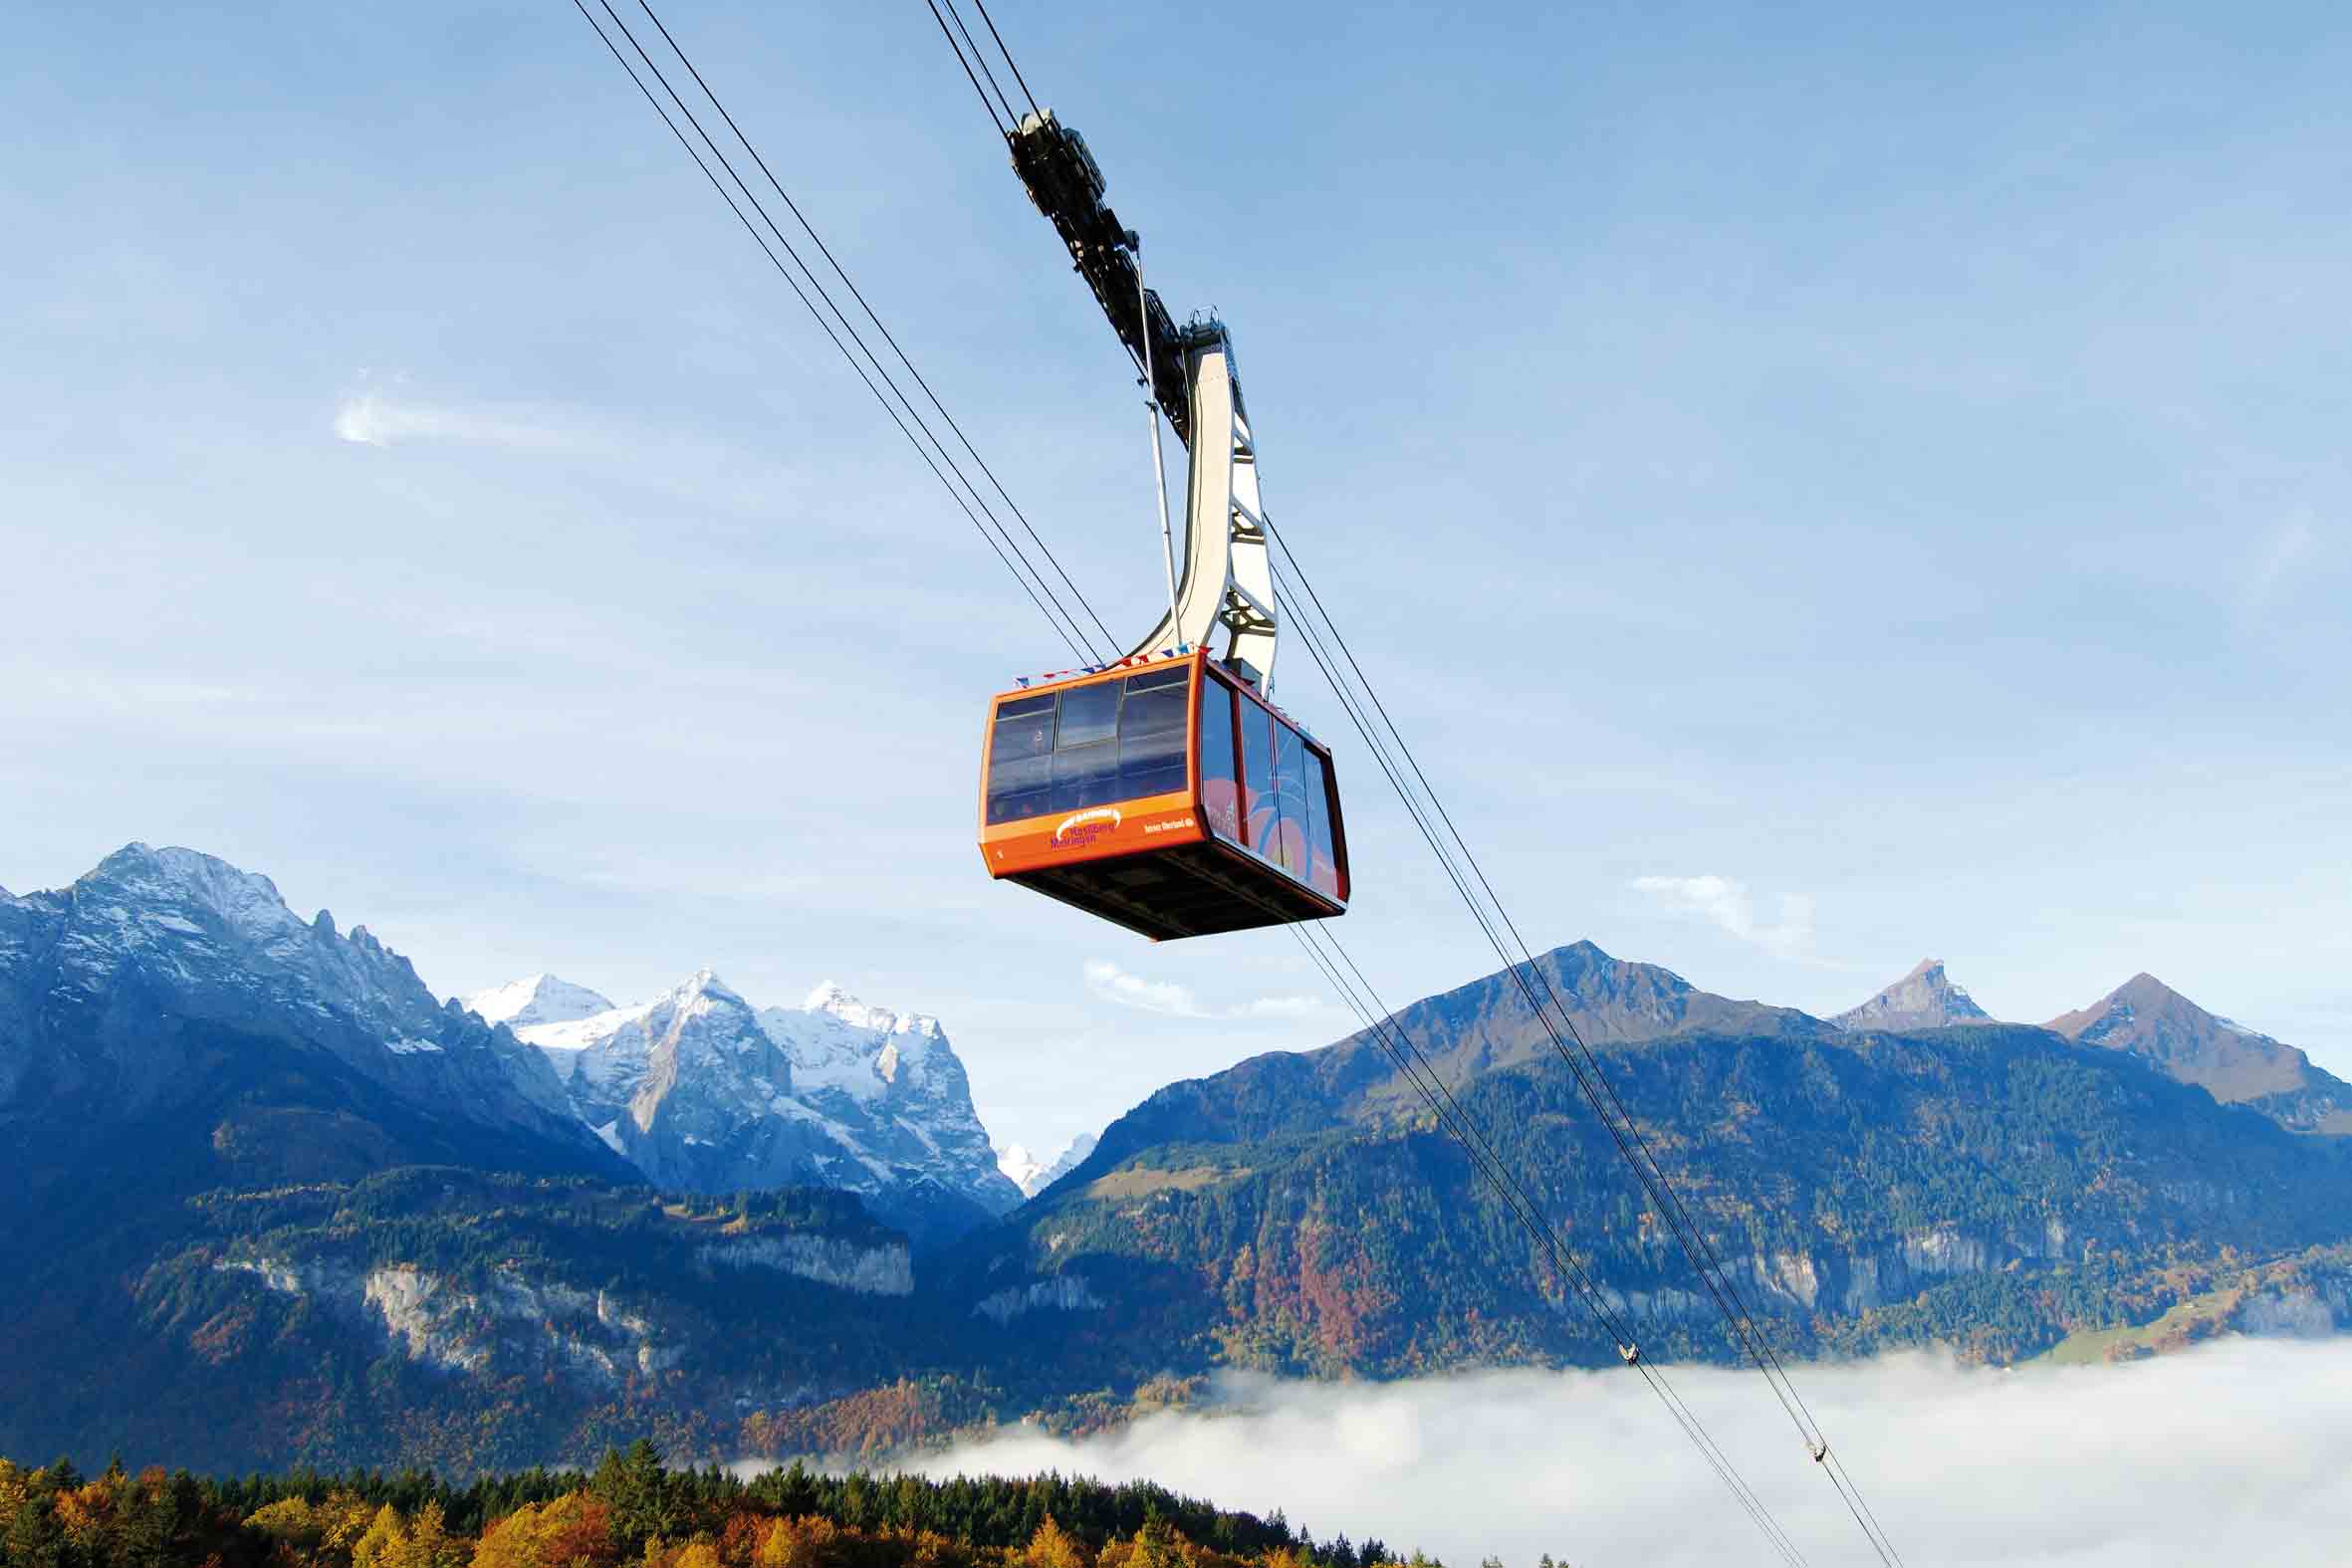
1277 590 1813 1534
597 1 1112 668
568 0 1089 665
1280 623 1900 1568
1269 541 1815 1397
1285 920 1810 1568
1267 584 1809 1560
940 0 1023 131
631 0 1122 661
1269 532 1906 1567
1277 579 1829 1445
1291 919 1798 1549
922 0 1010 134
969 0 1044 120
1276 552 1825 1448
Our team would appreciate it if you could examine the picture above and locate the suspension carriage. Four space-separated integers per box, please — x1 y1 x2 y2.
976 111 1350 940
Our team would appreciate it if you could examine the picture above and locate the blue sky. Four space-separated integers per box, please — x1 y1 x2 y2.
4 1 2346 1158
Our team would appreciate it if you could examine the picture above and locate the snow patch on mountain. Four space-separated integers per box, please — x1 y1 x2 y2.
462 974 616 1030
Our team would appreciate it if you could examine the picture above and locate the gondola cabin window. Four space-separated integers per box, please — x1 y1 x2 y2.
984 692 1056 825
1115 665 1190 797
1199 669 1242 842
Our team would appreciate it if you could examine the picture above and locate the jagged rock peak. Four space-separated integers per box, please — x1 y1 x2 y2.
461 973 617 1030
671 968 746 1008
804 981 943 1039
1833 958 1995 1031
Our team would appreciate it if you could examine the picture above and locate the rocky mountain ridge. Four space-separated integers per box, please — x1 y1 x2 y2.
0 843 614 1189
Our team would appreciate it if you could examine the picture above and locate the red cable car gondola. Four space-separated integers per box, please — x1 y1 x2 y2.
978 648 1347 940
981 110 1350 939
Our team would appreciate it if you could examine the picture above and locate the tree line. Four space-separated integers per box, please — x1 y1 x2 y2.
0 1444 1495 1568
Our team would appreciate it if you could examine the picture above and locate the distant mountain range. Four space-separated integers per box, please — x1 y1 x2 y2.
1822 956 2352 1135
4 842 2348 1477
959 941 2352 1395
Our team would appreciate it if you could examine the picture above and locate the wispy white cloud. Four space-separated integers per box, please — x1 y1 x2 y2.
332 390 572 451
894 1341 2352 1568
1084 960 1325 1022
1084 959 1206 1017
1631 874 1815 960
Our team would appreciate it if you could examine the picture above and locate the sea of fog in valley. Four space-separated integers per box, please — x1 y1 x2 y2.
885 1337 2352 1568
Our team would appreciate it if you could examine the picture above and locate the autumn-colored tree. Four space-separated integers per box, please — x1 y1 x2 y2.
392 1502 470 1568
753 1515 842 1568
473 1492 618 1568
1024 1517 1090 1568
53 1477 116 1551
248 1496 331 1556
354 1504 410 1568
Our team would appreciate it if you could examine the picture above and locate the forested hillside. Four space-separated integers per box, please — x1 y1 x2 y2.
957 1011 2352 1377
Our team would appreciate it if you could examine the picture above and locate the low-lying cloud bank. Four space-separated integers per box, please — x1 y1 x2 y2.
902 1339 2352 1567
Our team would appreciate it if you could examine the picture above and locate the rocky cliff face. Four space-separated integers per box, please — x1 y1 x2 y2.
475 972 1022 1243
1833 959 1995 1031
213 1222 914 1392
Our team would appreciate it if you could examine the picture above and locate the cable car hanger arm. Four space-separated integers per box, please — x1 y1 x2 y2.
1007 109 1280 691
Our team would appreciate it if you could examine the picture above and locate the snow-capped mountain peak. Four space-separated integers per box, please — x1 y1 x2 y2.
671 968 748 1014
461 973 615 1030
477 968 1021 1239
994 1132 1098 1199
